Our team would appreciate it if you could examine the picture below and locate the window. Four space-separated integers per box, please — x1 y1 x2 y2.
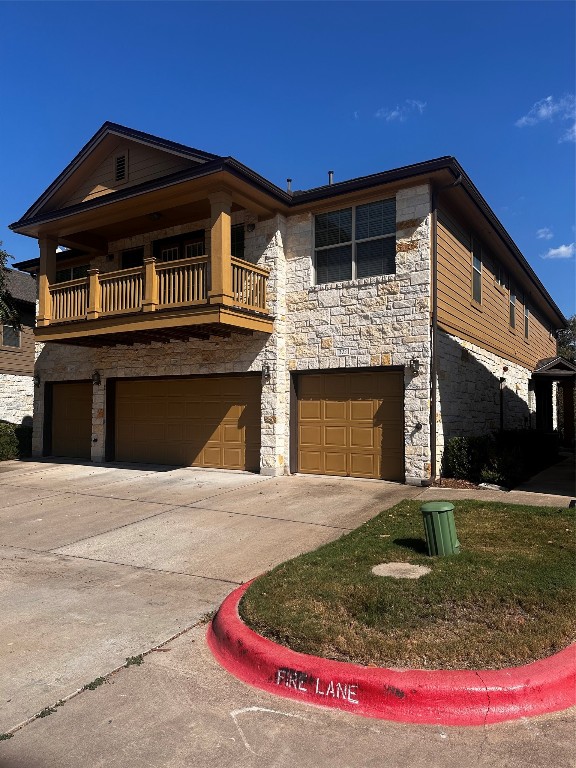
121 248 144 270
524 298 529 338
231 224 245 260
314 198 396 285
494 261 506 289
2 324 20 348
55 264 89 283
509 285 516 328
472 240 482 303
114 152 128 183
153 230 205 262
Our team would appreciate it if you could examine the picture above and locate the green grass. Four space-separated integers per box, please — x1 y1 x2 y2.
240 500 576 670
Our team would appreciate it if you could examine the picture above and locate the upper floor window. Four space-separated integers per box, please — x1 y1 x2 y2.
494 261 507 289
55 264 89 283
153 230 205 262
472 240 482 304
509 285 516 328
314 198 396 285
524 299 529 338
231 224 245 260
1 324 20 348
121 247 144 270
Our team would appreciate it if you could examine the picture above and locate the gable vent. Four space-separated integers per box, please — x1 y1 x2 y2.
115 153 127 182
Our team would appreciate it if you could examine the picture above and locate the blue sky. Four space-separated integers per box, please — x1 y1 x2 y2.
1 1 574 317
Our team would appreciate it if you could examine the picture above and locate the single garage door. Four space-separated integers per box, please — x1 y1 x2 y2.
115 375 261 471
50 381 92 459
297 370 404 481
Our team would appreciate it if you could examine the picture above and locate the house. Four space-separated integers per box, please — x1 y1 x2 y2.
0 268 37 425
10 122 569 484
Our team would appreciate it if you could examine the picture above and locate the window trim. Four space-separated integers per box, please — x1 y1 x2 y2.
313 197 396 285
509 285 516 328
0 324 21 351
472 239 482 304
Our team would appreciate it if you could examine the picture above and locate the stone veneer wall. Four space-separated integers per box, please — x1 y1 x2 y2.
32 186 434 483
435 330 538 469
0 374 34 425
284 184 433 483
32 215 288 475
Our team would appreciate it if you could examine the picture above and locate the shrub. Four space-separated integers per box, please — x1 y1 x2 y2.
442 430 560 487
0 421 33 461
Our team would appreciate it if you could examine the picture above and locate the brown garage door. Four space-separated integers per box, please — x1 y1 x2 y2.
115 375 261 470
50 382 92 459
297 370 404 481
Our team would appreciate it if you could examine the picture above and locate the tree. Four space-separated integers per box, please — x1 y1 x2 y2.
557 314 576 362
0 242 21 328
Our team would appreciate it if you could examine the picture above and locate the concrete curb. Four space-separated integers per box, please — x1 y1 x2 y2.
207 581 576 726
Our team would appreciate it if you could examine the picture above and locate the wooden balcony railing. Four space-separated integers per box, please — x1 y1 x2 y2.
50 278 89 321
46 255 268 324
157 256 207 307
231 257 268 311
100 267 143 315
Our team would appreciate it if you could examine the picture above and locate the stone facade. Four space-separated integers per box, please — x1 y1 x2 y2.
284 184 432 483
0 374 34 425
33 184 435 483
435 330 539 469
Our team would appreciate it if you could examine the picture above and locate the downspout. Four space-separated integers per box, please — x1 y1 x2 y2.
430 174 462 480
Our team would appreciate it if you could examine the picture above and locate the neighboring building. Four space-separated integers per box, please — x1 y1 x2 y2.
9 123 569 484
0 268 37 425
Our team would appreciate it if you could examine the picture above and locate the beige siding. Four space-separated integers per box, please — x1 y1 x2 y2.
437 211 556 369
0 326 35 376
61 144 195 209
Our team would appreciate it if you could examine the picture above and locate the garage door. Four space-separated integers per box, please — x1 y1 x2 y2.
297 370 404 481
115 375 261 470
50 382 92 459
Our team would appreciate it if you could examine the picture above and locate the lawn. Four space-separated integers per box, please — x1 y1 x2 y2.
240 500 576 670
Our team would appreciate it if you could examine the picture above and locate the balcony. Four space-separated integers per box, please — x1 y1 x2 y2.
36 255 272 346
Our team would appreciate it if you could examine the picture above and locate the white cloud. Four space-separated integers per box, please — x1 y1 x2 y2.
375 99 427 122
561 122 576 143
353 111 359 120
516 94 576 142
541 243 575 260
536 227 554 240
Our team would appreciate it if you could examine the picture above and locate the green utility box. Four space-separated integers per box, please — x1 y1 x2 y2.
421 502 460 557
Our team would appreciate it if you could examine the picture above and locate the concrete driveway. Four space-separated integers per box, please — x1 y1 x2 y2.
0 460 416 733
0 460 573 768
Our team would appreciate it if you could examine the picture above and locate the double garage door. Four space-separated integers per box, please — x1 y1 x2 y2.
49 376 261 471
49 370 404 480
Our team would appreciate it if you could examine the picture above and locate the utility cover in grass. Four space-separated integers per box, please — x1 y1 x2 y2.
372 562 431 579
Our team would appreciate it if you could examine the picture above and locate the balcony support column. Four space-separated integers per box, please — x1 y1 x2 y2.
142 257 158 312
37 237 57 327
87 269 101 320
208 190 234 306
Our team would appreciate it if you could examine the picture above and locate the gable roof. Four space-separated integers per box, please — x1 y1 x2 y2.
534 356 576 374
3 268 37 305
9 124 567 329
19 122 223 223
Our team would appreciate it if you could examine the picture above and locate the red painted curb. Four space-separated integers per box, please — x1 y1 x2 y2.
207 581 576 726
